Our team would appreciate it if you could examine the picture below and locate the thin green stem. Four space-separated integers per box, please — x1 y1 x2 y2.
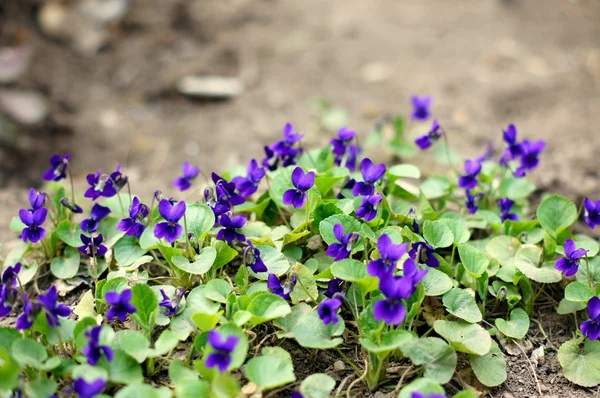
334 347 362 375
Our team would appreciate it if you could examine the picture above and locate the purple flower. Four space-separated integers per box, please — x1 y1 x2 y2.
42 154 70 182
345 144 359 172
584 198 600 229
324 279 343 299
38 285 71 328
28 188 46 210
84 170 117 201
244 242 268 273
0 263 21 317
465 190 483 215
403 257 428 285
267 274 296 300
325 224 359 261
216 214 246 243
159 289 184 316
204 187 231 222
498 198 518 222
60 198 83 214
81 204 111 233
458 160 481 190
367 234 408 278
19 208 47 243
105 289 136 322
291 392 304 398
373 275 414 325
16 293 39 330
173 162 199 191
78 234 108 258
514 140 545 178
411 392 446 398
262 124 304 171
415 119 444 150
117 197 149 238
82 326 114 366
555 238 588 277
331 127 358 169
580 296 600 341
500 124 523 165
109 164 128 193
154 200 186 244
409 242 439 268
356 194 383 221
337 178 356 199
213 173 246 207
352 158 386 197
318 295 344 325
411 96 432 121
233 159 265 198
206 330 239 372
283 167 315 209
73 378 106 398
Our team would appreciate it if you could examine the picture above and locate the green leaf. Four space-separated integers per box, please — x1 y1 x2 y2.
26 378 57 398
185 203 215 239
514 244 562 283
565 282 595 303
311 203 343 231
0 328 22 352
299 373 336 398
458 244 489 278
319 214 362 246
442 288 482 323
398 378 445 398
11 339 48 368
293 311 345 349
115 384 160 398
139 226 160 250
401 337 457 384
439 218 470 245
73 290 97 320
498 177 536 200
359 330 416 356
169 360 198 385
433 320 491 355
558 338 600 387
422 268 453 296
50 245 80 279
387 164 421 180
495 308 530 339
557 298 587 315
102 277 129 298
108 351 144 384
176 381 210 398
191 312 220 332
150 329 179 357
114 235 148 266
423 220 453 248
331 259 378 293
172 247 217 275
204 279 232 303
536 195 577 238
453 392 477 398
314 168 349 195
290 265 318 304
245 355 296 391
114 330 150 363
273 302 312 338
0 348 20 390
247 293 291 325
56 220 84 247
469 340 506 387
130 284 158 333
249 245 290 280
212 240 238 269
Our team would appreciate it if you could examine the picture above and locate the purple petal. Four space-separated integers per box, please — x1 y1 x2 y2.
333 224 344 242
564 239 576 257
291 192 307 209
158 200 173 220
282 189 296 206
588 296 600 320
169 201 186 222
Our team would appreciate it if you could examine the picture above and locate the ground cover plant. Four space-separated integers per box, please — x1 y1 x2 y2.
1 96 599 398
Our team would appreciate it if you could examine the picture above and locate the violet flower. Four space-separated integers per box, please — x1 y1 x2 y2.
73 378 106 398
465 190 483 215
411 95 432 121
373 275 414 325
38 285 71 328
514 139 546 177
318 294 344 325
331 127 358 170
42 154 70 182
204 187 230 222
415 119 444 150
584 198 600 229
262 123 304 171
267 274 296 300
458 160 481 190
105 289 136 322
325 224 359 261
117 197 149 238
173 162 199 192
337 178 356 199
217 214 246 243
352 158 386 197
283 167 315 209
19 208 47 243
16 293 39 330
233 159 265 198
154 199 186 244
110 164 128 193
82 326 114 365
81 204 111 233
409 242 439 268
0 263 21 317
324 279 343 298
500 124 523 166
403 257 428 286
60 198 83 214
212 173 246 207
244 242 268 273
580 296 600 341
84 170 117 200
345 144 359 172
367 234 408 278
159 289 184 316
78 234 108 258
555 238 588 277
206 330 239 372
356 194 383 222
411 392 445 398
498 198 518 222
28 188 46 210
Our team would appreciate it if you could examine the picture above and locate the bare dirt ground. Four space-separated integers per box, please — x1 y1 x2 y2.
1 0 600 396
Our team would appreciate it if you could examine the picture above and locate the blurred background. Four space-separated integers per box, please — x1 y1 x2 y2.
0 0 599 238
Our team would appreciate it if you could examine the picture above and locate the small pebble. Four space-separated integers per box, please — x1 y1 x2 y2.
333 360 345 371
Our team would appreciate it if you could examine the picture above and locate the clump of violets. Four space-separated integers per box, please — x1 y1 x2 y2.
584 198 600 229
19 207 47 243
73 378 107 398
458 159 481 190
105 289 136 322
212 173 246 212
580 296 600 341
325 223 359 261
233 159 265 197
217 214 247 243
409 242 439 268
410 95 432 121
352 158 386 197
283 167 315 209
367 234 408 278
330 127 359 171
555 238 588 277
154 199 186 244
159 289 184 316
42 153 70 181
244 242 268 273
415 120 444 150
356 194 383 222
465 190 483 215
38 285 71 328
268 274 297 300
206 330 239 372
498 198 518 222
318 294 344 325
0 263 21 317
499 124 522 166
173 162 199 191
117 197 149 238
78 234 108 258
262 123 304 171
82 326 114 365
81 204 111 233
499 124 545 177
85 169 117 200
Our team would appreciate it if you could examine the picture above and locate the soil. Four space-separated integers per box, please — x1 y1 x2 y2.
1 0 600 396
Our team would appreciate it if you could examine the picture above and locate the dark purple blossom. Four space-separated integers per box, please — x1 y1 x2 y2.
411 96 432 121
498 198 518 222
117 197 149 238
19 208 47 243
352 158 386 197
373 275 414 325
514 140 546 178
42 154 70 182
244 242 268 273
217 214 246 243
81 204 111 233
0 263 21 317
206 330 239 372
409 242 439 268
28 188 46 210
212 173 246 207
555 238 587 277
78 234 108 258
84 170 117 200
318 294 344 325
159 289 184 316
173 162 199 192
60 198 83 213
356 194 383 222
154 200 186 244
324 279 343 298
283 167 315 209
38 285 71 328
415 119 444 150
105 289 136 322
500 124 523 166
458 160 481 190
403 257 428 285
345 144 359 172
325 224 359 261
262 123 304 170
367 234 408 278
331 127 359 170
82 326 114 366
580 296 600 341
233 159 265 197
204 187 231 222
16 293 39 330
267 274 297 300
109 164 128 193
291 392 304 398
465 190 483 215
337 178 356 199
584 198 600 229
73 378 106 398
